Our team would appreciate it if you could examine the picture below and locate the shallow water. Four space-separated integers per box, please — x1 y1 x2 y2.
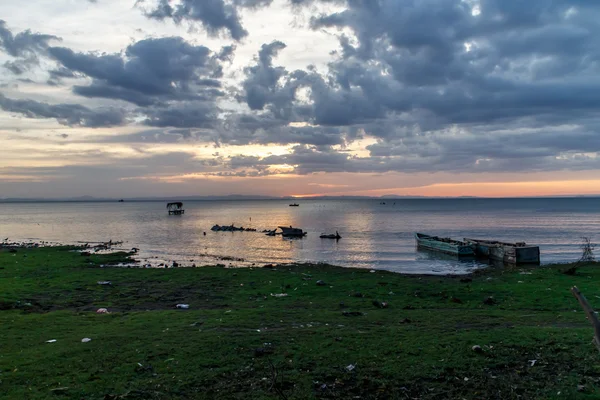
1 198 598 274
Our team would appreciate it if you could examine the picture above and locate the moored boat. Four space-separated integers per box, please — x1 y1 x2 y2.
167 202 185 215
464 238 540 265
289 203 299 207
320 231 341 240
415 233 475 257
278 226 306 237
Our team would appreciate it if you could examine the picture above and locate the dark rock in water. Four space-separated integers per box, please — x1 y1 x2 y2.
460 278 473 283
263 264 275 269
316 280 327 286
483 296 497 305
81 252 91 256
9 249 17 253
342 311 364 317
172 262 179 268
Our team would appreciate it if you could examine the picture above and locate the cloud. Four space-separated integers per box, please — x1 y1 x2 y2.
0 94 126 127
48 37 225 106
0 19 60 74
138 0 249 41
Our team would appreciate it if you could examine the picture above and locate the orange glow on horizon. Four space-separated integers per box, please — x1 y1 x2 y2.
290 179 600 198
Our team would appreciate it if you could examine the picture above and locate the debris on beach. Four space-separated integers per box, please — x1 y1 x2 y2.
176 304 190 309
81 338 92 343
372 300 389 309
483 296 497 305
472 345 483 353
342 311 364 317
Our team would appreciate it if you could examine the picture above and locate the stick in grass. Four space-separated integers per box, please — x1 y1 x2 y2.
571 286 600 352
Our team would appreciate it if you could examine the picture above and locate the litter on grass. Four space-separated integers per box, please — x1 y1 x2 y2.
176 304 190 309
81 338 92 343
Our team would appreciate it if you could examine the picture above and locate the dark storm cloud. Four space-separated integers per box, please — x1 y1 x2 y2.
138 0 249 41
239 41 288 111
0 94 126 127
0 20 60 74
48 37 225 106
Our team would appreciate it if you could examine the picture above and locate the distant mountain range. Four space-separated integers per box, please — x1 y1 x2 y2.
1 194 598 202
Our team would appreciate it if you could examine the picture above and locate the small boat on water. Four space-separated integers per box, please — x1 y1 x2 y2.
167 202 185 215
278 226 306 237
289 203 299 207
415 233 475 257
320 231 341 240
464 238 540 265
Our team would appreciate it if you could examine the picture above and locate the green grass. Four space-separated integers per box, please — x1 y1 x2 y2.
1 246 600 399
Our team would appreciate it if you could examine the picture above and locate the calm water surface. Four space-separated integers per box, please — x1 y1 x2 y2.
1 198 599 274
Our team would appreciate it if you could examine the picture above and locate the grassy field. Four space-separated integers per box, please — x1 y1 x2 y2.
1 246 599 399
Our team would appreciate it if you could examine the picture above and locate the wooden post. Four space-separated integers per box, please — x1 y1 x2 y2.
571 286 600 352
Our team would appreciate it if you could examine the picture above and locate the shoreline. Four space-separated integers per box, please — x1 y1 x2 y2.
1 237 569 277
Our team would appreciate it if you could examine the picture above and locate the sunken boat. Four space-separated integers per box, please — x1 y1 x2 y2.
415 233 475 257
278 226 306 237
464 238 540 265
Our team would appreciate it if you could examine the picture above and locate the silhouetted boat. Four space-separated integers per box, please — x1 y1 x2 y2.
289 203 299 207
320 231 341 240
279 226 306 237
415 233 474 257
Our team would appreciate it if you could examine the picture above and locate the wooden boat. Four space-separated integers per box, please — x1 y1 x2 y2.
167 202 185 215
278 226 306 237
464 238 540 265
320 231 341 240
414 233 474 257
289 203 299 207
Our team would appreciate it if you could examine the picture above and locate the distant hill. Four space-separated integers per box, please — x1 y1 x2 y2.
1 194 598 203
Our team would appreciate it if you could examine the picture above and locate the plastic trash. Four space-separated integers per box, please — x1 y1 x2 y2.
346 364 356 372
96 308 109 314
46 339 57 343
270 293 288 298
81 338 92 343
97 281 111 285
176 304 189 309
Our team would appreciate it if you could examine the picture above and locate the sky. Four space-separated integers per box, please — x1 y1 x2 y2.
1 0 600 199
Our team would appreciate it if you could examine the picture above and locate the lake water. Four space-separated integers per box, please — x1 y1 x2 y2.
1 198 598 274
